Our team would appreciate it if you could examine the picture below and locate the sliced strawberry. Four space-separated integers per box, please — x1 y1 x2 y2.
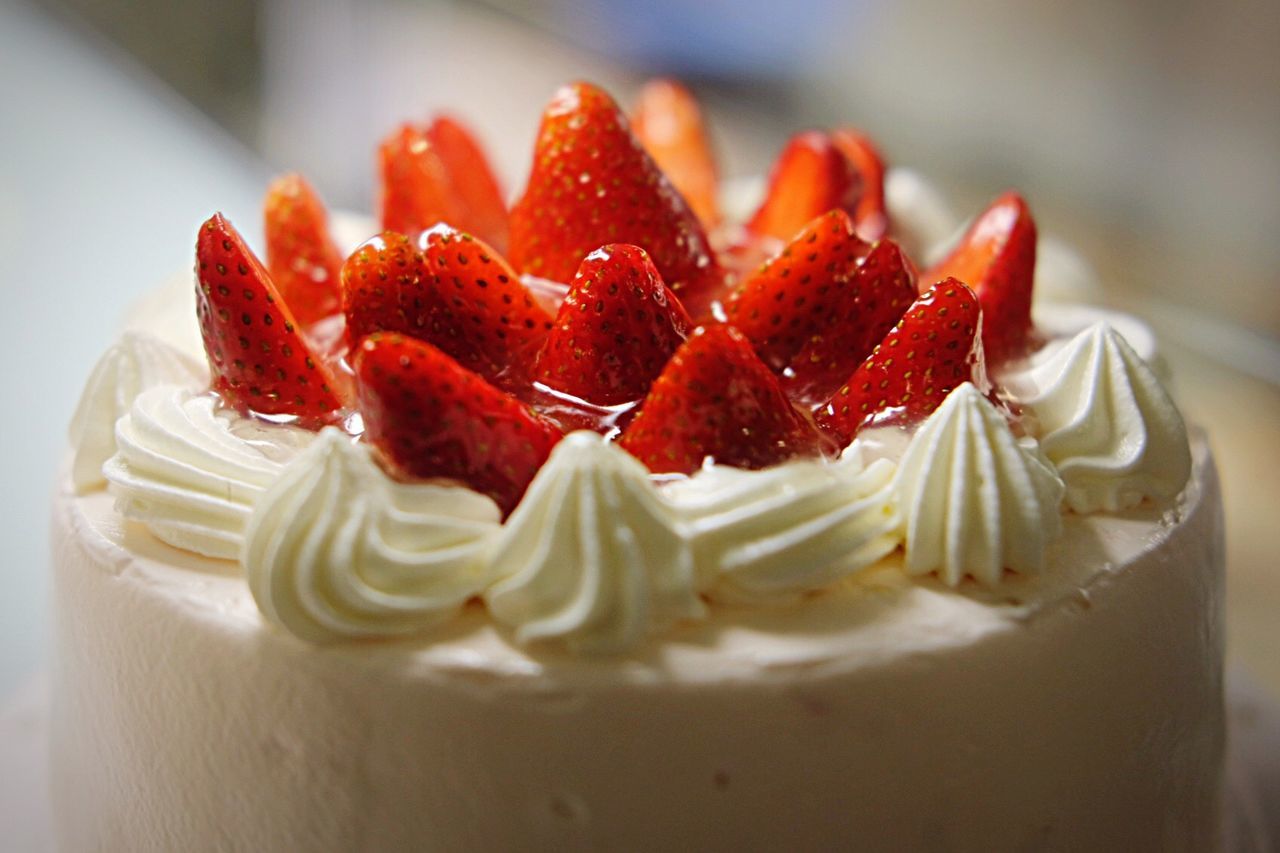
342 227 552 393
816 279 986 443
784 238 918 406
195 213 342 421
425 116 510 253
830 128 889 242
341 231 429 346
618 325 834 474
747 131 863 243
509 81 724 320
922 191 1037 363
631 78 721 228
354 333 561 515
534 244 692 407
378 118 509 251
723 209 869 371
263 173 344 327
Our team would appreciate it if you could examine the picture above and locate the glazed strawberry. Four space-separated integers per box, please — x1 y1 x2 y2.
830 128 889 241
196 213 342 420
341 231 429 345
618 325 834 474
263 173 344 327
723 209 869 369
784 237 918 406
378 117 509 251
922 191 1037 363
534 244 692 407
354 333 561 515
342 226 552 393
631 78 721 228
747 131 863 243
509 82 724 320
816 279 986 442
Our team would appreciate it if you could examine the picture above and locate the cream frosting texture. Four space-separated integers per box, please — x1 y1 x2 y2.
893 383 1065 585
1025 322 1190 512
103 386 314 559
68 332 206 492
485 432 704 653
245 429 502 643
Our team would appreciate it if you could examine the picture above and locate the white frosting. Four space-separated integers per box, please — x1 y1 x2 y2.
103 386 314 559
484 433 705 654
884 167 960 260
68 332 206 493
893 384 1065 586
244 429 502 643
1025 322 1191 513
664 450 900 599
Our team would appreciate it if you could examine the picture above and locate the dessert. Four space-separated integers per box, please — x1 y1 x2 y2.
52 80 1224 851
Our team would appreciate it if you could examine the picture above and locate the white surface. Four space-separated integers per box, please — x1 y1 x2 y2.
0 0 269 696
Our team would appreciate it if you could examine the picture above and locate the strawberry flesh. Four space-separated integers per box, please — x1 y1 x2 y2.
196 213 343 422
509 81 724 320
631 78 721 228
747 131 863 243
816 278 987 443
534 244 691 408
263 173 344 327
618 325 834 474
425 116 510 253
922 191 1037 363
830 128 889 242
354 333 561 515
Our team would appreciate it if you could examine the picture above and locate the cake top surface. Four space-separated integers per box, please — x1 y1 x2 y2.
67 78 1195 656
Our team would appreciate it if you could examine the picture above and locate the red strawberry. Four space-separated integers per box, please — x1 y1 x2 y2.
263 173 344 327
747 131 863 243
631 78 721 228
354 333 561 515
378 117 509 251
342 227 552 393
534 244 692 407
509 81 724 320
830 128 889 242
195 213 343 421
784 238 918 406
922 191 1037 363
816 279 987 443
618 325 834 474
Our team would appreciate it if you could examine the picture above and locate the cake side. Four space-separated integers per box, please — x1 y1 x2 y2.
50 438 1224 851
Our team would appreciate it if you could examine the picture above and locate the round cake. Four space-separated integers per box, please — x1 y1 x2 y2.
51 79 1225 851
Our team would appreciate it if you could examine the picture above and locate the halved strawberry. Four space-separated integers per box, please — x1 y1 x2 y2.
922 191 1037 363
378 117 509 251
196 213 342 421
816 279 987 443
263 173 344 327
784 238 918 406
342 226 552 393
830 128 889 242
618 325 834 474
354 333 561 515
534 244 692 407
509 81 724 320
747 131 863 243
631 78 721 228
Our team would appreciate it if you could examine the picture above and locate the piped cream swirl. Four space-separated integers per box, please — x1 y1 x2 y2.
103 386 314 559
244 429 501 643
664 449 900 599
484 432 704 654
1025 322 1190 512
893 383 1065 586
69 332 206 493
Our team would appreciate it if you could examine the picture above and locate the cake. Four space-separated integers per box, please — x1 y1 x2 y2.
51 80 1224 851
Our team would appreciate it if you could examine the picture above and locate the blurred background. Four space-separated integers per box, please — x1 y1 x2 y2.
0 0 1277 703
